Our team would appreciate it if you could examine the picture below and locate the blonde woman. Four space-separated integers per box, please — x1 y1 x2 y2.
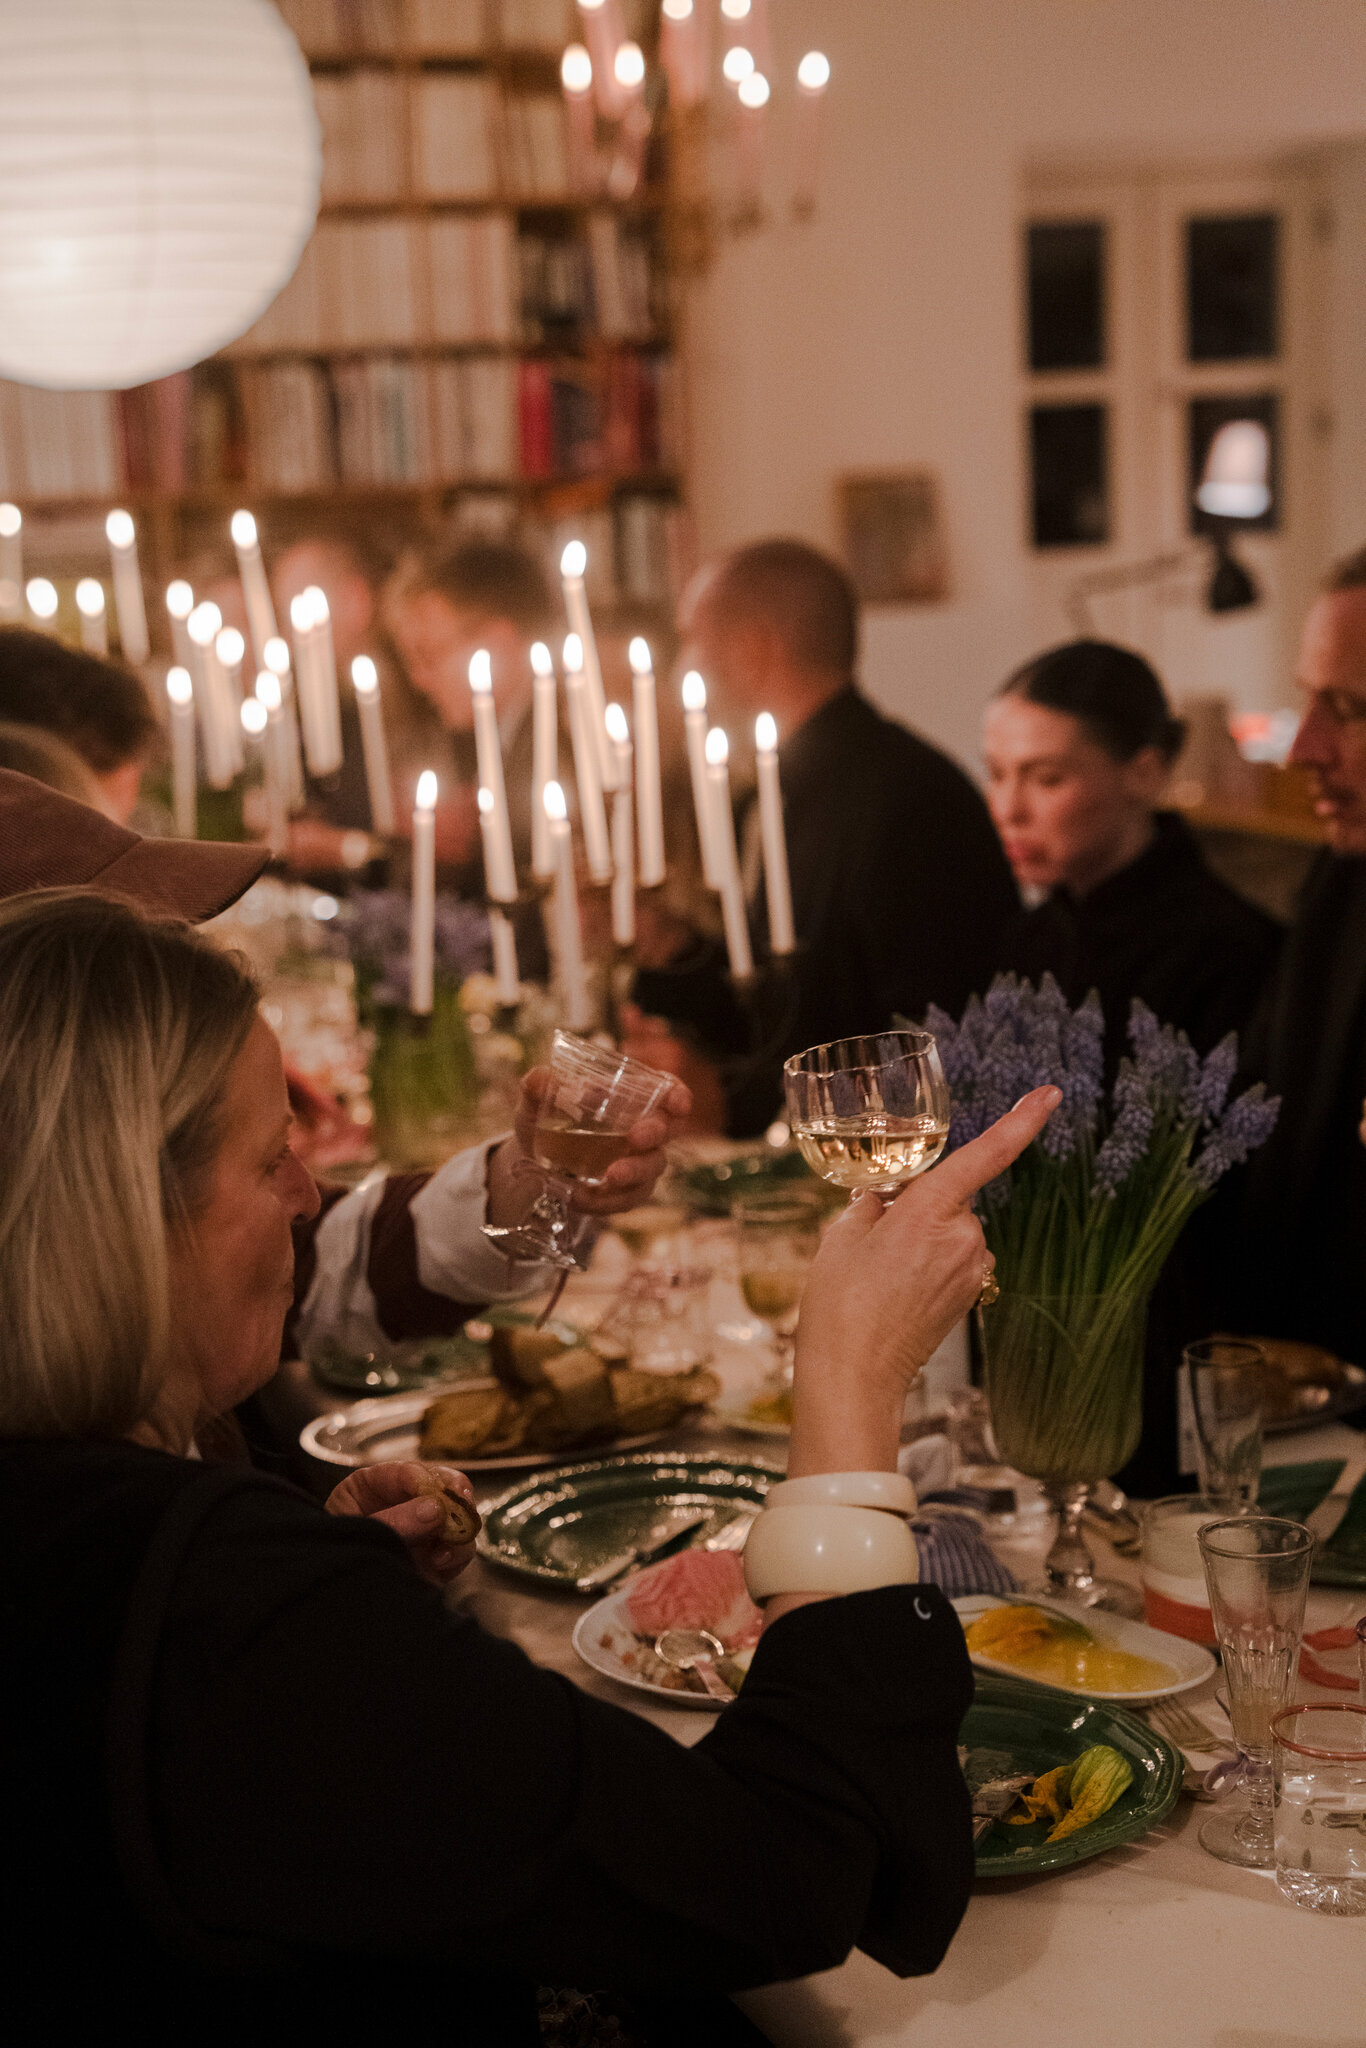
0 890 1056 2039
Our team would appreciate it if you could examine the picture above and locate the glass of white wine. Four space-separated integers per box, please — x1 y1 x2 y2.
783 1030 950 1196
482 1030 674 1269
733 1192 825 1391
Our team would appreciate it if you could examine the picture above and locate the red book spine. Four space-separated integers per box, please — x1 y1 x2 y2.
517 358 553 477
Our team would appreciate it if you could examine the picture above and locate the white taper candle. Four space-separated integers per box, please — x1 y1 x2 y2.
0 503 23 621
563 632 613 882
530 640 557 880
605 701 635 946
254 670 289 856
166 581 195 669
544 780 591 1031
75 578 108 655
105 509 149 665
705 726 754 980
165 665 197 838
410 770 438 1017
489 910 521 1008
351 655 396 835
230 510 279 672
628 636 665 886
559 540 619 790
681 670 720 885
754 711 796 954
468 648 517 900
264 634 305 809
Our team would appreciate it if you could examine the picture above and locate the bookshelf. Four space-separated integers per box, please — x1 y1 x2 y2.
0 0 687 639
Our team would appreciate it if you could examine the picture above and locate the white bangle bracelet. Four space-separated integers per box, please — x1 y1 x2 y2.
744 1503 920 1601
765 1470 918 1517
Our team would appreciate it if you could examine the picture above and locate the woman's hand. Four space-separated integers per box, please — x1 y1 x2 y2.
325 1461 477 1586
485 1064 694 1230
786 1087 1062 1480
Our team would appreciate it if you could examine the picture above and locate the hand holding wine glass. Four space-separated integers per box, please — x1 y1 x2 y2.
784 1031 950 1196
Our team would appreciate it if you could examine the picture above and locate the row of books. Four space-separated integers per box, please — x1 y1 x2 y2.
315 74 580 203
234 215 657 353
278 0 645 59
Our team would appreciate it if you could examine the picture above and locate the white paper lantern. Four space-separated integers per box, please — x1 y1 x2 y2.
0 0 320 390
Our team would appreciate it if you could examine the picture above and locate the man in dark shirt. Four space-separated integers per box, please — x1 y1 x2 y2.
1222 546 1366 1359
633 540 1019 1135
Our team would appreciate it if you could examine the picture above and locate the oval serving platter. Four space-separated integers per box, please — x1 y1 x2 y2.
478 1452 782 1587
953 1594 1215 1703
300 1390 676 1473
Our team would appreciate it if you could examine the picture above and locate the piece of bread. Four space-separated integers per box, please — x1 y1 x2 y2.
404 1466 482 1544
537 1348 617 1444
489 1325 567 1391
420 1383 510 1459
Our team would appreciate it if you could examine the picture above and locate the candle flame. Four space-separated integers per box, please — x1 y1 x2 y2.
530 640 554 677
105 508 135 550
628 635 652 675
722 45 754 82
681 670 707 712
416 770 438 812
187 601 222 647
166 579 194 620
544 779 568 822
264 634 290 674
75 577 105 618
721 0 750 16
614 40 645 88
302 584 330 624
230 509 258 549
469 648 493 693
289 594 313 633
578 0 605 12
560 42 593 93
560 539 588 579
563 632 584 673
351 654 379 696
755 711 778 752
0 503 21 539
240 697 267 737
215 626 245 667
255 670 281 711
166 666 193 706
738 70 769 107
605 701 630 744
705 726 729 767
477 785 494 814
797 49 831 90
662 0 692 17
26 578 57 619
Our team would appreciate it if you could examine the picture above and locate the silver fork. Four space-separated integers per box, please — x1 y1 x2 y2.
1147 1697 1234 1753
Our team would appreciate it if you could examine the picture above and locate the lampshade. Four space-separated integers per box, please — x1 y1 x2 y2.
0 0 320 391
1196 420 1271 521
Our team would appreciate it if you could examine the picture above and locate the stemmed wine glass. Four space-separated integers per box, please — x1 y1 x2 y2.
733 1191 825 1388
483 1029 673 1269
783 1030 950 1195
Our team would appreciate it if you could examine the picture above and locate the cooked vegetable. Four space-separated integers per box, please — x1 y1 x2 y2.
1006 1743 1133 1842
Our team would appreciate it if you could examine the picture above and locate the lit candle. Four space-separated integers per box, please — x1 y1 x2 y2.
240 692 267 772
215 626 246 718
489 909 521 1009
530 640 558 879
705 726 754 980
290 589 343 778
105 509 149 665
0 503 23 621
264 633 305 808
605 701 635 946
754 712 795 954
681 670 720 885
74 578 108 655
230 509 279 672
735 68 770 218
467 648 517 900
25 578 58 632
558 539 618 790
410 769 438 1017
187 600 238 788
792 50 831 220
660 0 707 109
166 580 195 668
562 632 613 881
560 44 598 196
165 665 197 838
254 670 289 855
350 655 396 835
577 0 627 118
606 40 650 200
628 635 665 886
478 792 522 1011
543 780 591 1031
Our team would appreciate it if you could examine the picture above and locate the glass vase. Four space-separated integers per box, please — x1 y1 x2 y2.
980 1290 1147 1613
367 985 480 1169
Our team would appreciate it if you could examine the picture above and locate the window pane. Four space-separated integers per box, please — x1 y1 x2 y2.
1186 214 1278 361
1027 221 1106 371
1029 403 1109 548
1188 393 1279 535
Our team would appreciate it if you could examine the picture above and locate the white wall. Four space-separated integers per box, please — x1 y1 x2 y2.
686 0 1366 771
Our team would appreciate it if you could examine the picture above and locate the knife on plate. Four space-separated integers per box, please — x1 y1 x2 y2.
574 1509 710 1593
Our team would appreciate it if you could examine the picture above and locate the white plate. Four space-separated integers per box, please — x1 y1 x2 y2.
572 1582 732 1710
952 1594 1216 1702
300 1388 672 1473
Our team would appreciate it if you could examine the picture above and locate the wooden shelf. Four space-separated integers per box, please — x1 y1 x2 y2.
317 191 669 219
18 474 682 514
1180 799 1326 847
225 335 672 363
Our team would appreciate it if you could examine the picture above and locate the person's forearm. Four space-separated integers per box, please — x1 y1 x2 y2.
761 1362 906 1628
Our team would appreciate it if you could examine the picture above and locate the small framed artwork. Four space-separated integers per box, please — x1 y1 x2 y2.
838 470 950 604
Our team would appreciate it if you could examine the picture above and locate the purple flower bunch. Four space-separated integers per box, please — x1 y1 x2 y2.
324 889 492 1009
926 974 1104 1161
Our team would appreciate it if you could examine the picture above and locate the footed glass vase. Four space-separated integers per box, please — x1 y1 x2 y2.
980 1290 1147 1614
367 985 479 1169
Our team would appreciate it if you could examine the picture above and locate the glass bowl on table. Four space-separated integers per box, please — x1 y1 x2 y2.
782 1029 950 1196
482 1029 673 1270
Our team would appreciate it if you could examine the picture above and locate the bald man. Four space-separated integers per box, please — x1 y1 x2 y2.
1213 546 1366 1356
633 539 1017 1135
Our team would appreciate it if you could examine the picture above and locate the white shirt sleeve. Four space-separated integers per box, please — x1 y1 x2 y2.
292 1137 552 1364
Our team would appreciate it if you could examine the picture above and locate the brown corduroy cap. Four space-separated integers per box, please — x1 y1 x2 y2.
0 769 268 922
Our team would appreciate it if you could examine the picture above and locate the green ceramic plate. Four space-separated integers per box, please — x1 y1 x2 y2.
310 1308 579 1396
967 1673 1182 1879
478 1452 782 1587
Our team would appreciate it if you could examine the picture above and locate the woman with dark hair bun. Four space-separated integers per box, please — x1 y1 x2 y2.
983 638 1280 1067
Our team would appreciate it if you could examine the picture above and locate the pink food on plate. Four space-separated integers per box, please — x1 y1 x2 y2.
625 1547 762 1649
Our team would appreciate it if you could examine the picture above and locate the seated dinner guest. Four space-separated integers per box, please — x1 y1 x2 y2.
0 883 1059 2038
0 623 159 824
986 638 1279 1070
633 540 1018 1135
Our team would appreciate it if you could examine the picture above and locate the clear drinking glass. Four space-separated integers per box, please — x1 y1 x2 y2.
732 1192 824 1385
1272 1704 1366 1915
1185 1337 1266 1507
1198 1515 1315 1870
783 1030 950 1196
482 1030 673 1269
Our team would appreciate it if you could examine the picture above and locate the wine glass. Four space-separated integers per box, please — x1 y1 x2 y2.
482 1030 673 1269
1185 1337 1266 1507
732 1192 824 1389
783 1030 950 1195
